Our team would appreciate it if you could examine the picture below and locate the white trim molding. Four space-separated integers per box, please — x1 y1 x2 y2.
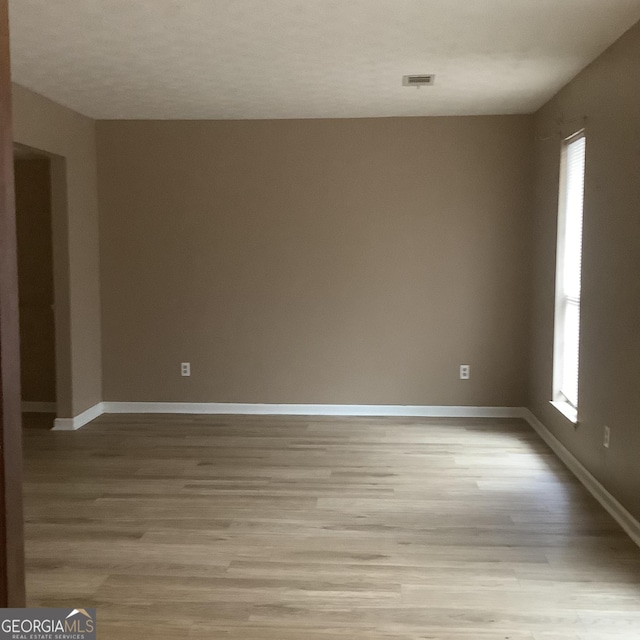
102 402 524 418
49 402 525 431
52 402 104 431
522 408 640 549
22 401 57 413
549 400 578 424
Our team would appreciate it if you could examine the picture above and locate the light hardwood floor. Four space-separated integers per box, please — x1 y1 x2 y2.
23 414 640 639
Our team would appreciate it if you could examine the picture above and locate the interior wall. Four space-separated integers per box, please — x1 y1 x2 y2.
98 115 533 406
14 156 55 404
530 21 640 521
11 84 102 417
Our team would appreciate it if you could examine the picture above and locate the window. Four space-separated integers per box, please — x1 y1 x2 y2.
553 132 586 422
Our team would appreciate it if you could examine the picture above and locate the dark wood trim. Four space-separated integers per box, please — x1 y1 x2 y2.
0 0 25 607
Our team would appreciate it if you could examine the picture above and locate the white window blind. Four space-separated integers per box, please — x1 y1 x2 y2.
554 134 586 410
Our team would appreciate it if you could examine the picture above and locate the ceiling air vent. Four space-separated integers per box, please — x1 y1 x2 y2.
402 74 435 87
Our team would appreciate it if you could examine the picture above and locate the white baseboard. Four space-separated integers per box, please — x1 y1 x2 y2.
22 401 57 413
101 402 524 418
522 408 640 549
49 402 525 431
52 402 104 431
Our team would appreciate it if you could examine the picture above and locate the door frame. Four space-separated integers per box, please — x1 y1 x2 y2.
0 0 26 607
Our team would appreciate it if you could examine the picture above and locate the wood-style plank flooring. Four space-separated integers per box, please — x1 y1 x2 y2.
22 414 640 639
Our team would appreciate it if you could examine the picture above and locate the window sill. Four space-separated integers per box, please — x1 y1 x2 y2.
550 401 578 425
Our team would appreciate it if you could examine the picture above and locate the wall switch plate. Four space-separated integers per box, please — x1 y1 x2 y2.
181 362 191 377
604 425 610 448
460 364 470 380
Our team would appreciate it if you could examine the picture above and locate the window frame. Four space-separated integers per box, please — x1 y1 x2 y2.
551 130 586 424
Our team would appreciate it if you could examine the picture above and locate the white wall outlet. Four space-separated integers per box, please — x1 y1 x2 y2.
603 425 610 449
460 364 470 380
181 362 191 377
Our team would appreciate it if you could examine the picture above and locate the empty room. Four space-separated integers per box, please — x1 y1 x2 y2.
1 1 640 638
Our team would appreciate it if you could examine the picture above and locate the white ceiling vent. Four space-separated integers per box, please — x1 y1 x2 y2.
402 74 435 87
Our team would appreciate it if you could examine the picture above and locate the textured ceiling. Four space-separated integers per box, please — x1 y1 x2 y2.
8 0 640 120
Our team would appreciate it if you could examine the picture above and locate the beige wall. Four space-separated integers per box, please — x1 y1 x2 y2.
98 116 533 406
12 84 102 417
530 21 640 521
14 157 56 403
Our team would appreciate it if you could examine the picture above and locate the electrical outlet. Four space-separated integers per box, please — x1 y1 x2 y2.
603 425 610 449
460 364 470 380
181 362 191 377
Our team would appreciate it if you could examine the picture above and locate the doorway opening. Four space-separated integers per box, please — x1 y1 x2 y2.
14 144 57 430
